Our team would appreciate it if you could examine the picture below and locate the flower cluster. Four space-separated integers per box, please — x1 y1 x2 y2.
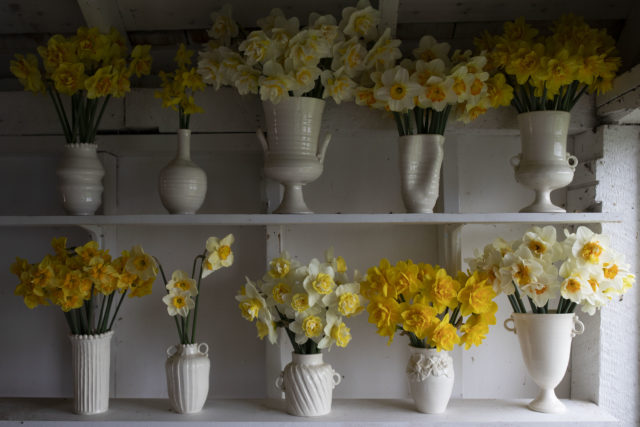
360 259 498 351
9 27 152 143
160 234 234 344
197 1 383 105
12 237 157 335
469 226 634 315
236 249 364 354
475 15 620 113
155 44 205 129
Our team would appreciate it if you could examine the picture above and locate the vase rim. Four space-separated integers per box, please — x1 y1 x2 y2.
408 344 444 353
68 330 114 340
511 311 576 317
517 110 571 118
65 142 98 148
398 134 445 141
263 96 325 107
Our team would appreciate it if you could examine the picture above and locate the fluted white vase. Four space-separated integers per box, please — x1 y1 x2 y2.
406 346 454 414
159 129 207 214
275 352 341 416
57 143 104 215
165 343 210 414
504 312 585 413
257 97 331 214
69 331 113 415
398 134 444 213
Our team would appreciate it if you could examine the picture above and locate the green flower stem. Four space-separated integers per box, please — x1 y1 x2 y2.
403 113 412 135
569 84 588 110
392 112 405 136
86 285 95 331
450 306 461 326
414 108 423 134
566 302 577 313
513 285 527 313
156 257 188 344
64 311 78 335
557 297 566 313
47 87 72 142
89 95 111 143
277 310 303 353
189 253 206 344
107 290 128 331
97 295 106 332
543 301 549 314
100 292 115 333
507 294 520 313
78 306 89 334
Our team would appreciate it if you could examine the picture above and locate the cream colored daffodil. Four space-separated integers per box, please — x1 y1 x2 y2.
125 245 158 281
413 35 451 65
375 66 422 112
202 233 234 278
259 60 295 104
208 4 239 46
289 305 325 344
318 310 352 350
165 269 197 297
340 0 380 42
364 28 402 71
302 258 336 306
321 68 357 104
162 289 195 317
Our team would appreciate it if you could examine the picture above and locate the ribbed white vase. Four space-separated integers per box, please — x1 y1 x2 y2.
406 346 454 414
275 352 341 416
398 134 445 213
57 143 105 215
165 343 210 414
69 331 113 415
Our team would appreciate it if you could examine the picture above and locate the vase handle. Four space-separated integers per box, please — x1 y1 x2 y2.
567 154 578 170
332 370 342 387
572 315 585 337
256 129 269 154
166 345 178 357
198 343 209 355
317 133 332 163
275 372 285 391
504 316 516 334
509 154 521 170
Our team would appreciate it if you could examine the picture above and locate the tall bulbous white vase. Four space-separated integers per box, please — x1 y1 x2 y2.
165 343 210 414
257 97 331 214
69 331 114 415
57 143 105 215
511 111 578 213
275 352 341 416
504 312 585 413
406 346 454 414
399 134 444 213
159 129 207 214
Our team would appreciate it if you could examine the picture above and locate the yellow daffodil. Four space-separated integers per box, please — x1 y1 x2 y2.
366 295 403 343
9 54 45 93
429 314 460 352
129 44 153 77
125 245 158 282
203 233 234 277
457 271 498 317
401 303 439 340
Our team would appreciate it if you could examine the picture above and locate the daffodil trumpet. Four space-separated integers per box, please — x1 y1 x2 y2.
12 238 158 335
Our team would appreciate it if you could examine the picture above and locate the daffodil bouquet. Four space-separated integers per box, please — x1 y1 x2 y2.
469 226 635 315
236 249 364 354
475 15 620 113
360 259 498 351
155 44 205 129
12 237 158 335
159 234 234 345
9 27 152 144
198 1 384 105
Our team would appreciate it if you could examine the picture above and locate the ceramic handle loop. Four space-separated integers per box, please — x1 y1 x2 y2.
256 129 269 154
198 343 209 355
332 370 342 387
275 373 285 391
509 154 521 170
566 153 578 169
166 345 178 357
504 316 517 334
571 316 585 337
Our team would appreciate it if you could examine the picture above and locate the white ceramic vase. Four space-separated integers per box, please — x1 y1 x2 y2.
257 97 331 214
406 346 454 414
504 312 585 413
56 143 104 215
159 129 207 214
69 331 113 415
275 352 341 416
165 343 210 414
398 134 444 213
511 111 578 213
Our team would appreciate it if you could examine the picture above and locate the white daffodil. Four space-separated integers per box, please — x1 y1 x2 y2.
340 0 380 42
559 262 595 304
449 65 474 103
289 305 325 345
364 28 402 71
375 66 422 112
411 59 446 86
523 225 564 262
308 13 341 45
286 63 321 96
599 250 634 294
232 64 260 95
207 4 239 46
262 278 293 311
259 60 295 104
321 68 357 104
265 250 301 280
417 75 456 111
564 226 610 265
466 239 511 293
323 282 364 318
197 47 225 89
331 37 367 78
286 30 331 69
239 30 279 66
324 247 349 284
499 246 549 291
520 279 559 308
255 318 278 344
218 48 245 83
451 49 473 64
165 269 197 297
412 35 451 65
318 310 352 350
235 277 268 322
202 233 234 278
125 245 158 281
162 289 194 317
283 282 313 319
302 258 336 306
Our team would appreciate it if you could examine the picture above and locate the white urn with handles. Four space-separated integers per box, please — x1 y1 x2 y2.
165 343 210 414
257 97 331 214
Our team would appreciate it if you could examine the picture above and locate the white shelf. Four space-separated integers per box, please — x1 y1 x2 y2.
0 398 617 426
0 212 621 227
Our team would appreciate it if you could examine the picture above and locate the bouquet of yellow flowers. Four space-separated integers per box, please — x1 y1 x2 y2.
198 1 384 105
475 15 620 113
155 44 205 129
360 259 498 351
236 249 364 354
11 237 158 335
159 234 234 344
9 27 152 144
469 225 635 315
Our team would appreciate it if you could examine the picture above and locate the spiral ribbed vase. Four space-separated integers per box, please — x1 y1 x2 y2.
69 331 113 415
276 352 341 416
165 343 210 414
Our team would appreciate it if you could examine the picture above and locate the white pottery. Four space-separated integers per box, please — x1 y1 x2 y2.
504 312 585 413
257 97 331 214
69 331 114 415
275 352 341 416
56 143 105 215
159 129 207 214
511 111 578 213
398 134 445 213
406 346 454 414
165 343 210 414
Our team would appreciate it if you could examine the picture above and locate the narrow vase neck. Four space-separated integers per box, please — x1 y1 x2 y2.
177 129 191 160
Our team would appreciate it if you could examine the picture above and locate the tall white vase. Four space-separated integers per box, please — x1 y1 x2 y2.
257 97 331 214
57 143 104 215
275 352 341 416
398 134 444 213
165 343 210 414
504 312 585 413
511 111 578 213
69 331 113 415
406 346 454 414
159 129 207 214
